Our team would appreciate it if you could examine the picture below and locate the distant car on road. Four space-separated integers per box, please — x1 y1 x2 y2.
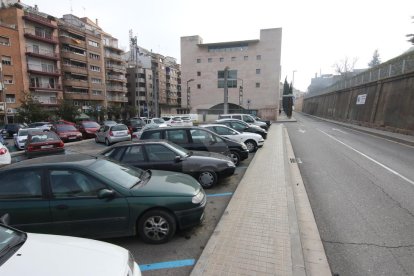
24 131 65 158
0 154 206 244
95 124 131 146
200 124 264 153
51 124 82 142
101 139 236 188
0 216 141 276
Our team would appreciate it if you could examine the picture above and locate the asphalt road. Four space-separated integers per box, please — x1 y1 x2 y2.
10 138 253 275
285 113 414 276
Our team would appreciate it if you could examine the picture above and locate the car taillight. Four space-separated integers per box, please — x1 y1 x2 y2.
109 131 114 136
0 148 7 155
58 141 64 147
27 145 34 152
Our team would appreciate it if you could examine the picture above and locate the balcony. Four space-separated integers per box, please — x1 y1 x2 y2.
106 85 127 93
27 64 60 76
23 12 57 29
59 35 86 47
138 78 146 83
107 75 127 82
61 50 87 61
62 64 88 75
29 83 62 92
106 63 126 73
138 87 146 92
26 46 59 61
107 95 128 102
63 79 89 88
24 28 58 44
105 53 123 61
104 42 123 52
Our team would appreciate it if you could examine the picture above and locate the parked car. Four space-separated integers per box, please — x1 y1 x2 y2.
215 118 268 139
100 120 118 126
145 117 168 127
162 116 184 127
253 115 272 127
95 124 131 146
0 215 141 276
51 124 83 142
200 124 264 153
140 126 249 166
0 142 11 167
178 116 193 126
218 114 268 130
1 123 25 138
131 124 160 140
27 121 53 131
101 140 236 188
24 131 65 158
0 154 206 244
13 128 39 150
77 120 100 139
124 118 146 133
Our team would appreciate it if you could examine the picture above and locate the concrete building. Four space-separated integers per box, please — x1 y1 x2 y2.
180 28 282 120
0 3 63 123
58 14 106 112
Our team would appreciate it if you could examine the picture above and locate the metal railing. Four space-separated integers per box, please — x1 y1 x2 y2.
27 64 60 74
24 28 58 42
306 51 414 98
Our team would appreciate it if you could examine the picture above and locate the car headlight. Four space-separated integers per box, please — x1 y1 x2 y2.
192 190 205 204
241 143 248 150
227 161 235 167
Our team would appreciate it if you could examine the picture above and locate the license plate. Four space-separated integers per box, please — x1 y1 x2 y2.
115 131 127 136
41 145 53 149
68 136 76 140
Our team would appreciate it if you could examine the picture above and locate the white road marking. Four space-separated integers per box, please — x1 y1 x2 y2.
318 129 414 186
296 158 303 164
332 128 347 134
298 128 306 133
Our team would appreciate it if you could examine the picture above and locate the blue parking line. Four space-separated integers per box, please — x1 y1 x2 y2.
207 192 233 197
139 259 195 271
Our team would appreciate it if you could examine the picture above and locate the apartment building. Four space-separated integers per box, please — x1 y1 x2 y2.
0 3 63 123
180 28 282 120
103 33 127 109
58 14 106 112
126 66 153 117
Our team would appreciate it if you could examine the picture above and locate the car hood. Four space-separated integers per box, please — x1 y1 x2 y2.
0 233 130 276
190 150 231 161
132 170 201 197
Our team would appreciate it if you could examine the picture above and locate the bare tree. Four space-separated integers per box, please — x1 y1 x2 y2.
333 56 359 75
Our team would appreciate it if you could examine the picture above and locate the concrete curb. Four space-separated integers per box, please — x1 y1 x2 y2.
283 126 332 276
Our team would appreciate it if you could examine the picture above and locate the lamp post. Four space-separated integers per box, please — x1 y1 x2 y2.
237 78 243 112
223 66 229 114
0 63 6 124
186 79 194 113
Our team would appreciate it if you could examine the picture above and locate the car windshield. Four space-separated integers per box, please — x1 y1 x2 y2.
19 129 29 136
0 225 25 256
56 125 77 131
30 132 59 142
112 125 128 131
153 118 165 124
167 142 190 157
89 159 145 189
82 122 100 128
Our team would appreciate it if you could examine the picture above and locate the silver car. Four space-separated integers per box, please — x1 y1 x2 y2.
95 124 131 146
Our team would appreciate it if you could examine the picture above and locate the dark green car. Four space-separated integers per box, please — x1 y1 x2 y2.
0 154 206 244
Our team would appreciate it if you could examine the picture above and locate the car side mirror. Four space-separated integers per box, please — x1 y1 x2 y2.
0 213 10 225
98 189 115 199
174 156 182 162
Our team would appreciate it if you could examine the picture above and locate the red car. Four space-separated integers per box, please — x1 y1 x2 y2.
52 124 82 142
77 121 100 139
25 131 65 158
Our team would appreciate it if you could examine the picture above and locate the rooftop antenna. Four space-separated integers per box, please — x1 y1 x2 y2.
70 0 73 13
82 6 86 17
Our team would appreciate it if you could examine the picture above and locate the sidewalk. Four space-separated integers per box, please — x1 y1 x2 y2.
191 122 331 275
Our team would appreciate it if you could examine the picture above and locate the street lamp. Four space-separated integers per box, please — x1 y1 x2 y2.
223 66 229 114
237 78 243 112
186 79 194 112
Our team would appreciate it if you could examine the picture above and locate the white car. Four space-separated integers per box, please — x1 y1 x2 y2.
0 219 141 276
145 117 168 127
200 124 264 153
13 128 39 150
162 116 184 127
27 122 52 131
178 116 194 127
0 142 11 167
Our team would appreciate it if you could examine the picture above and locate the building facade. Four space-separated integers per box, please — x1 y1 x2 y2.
180 28 282 120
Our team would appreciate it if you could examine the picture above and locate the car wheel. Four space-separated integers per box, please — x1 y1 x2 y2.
198 170 217 189
228 151 240 166
138 209 176 244
105 138 111 146
244 140 257 153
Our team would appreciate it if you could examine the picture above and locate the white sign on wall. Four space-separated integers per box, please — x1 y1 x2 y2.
356 94 367 105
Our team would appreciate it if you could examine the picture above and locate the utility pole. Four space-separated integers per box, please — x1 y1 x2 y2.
223 66 229 114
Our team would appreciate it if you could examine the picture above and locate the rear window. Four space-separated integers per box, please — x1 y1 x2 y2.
111 125 128 131
29 132 59 142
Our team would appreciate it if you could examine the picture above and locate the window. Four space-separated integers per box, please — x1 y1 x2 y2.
0 170 42 199
190 129 216 144
4 75 13 84
256 55 261 60
208 58 212 63
215 126 235 135
88 40 99 47
256 69 261 74
5 94 15 103
1 56 12 65
49 170 106 198
122 146 145 162
197 71 201 76
196 58 201 63
219 57 224 62
244 56 248 61
197 84 201 89
89 53 100 60
217 70 238 88
256 82 261 88
0 36 10 46
231 57 236 61
91 78 102 83
165 129 189 144
92 90 102 95
90 65 100 72
146 144 176 161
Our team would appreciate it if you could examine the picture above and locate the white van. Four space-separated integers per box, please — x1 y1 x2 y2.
218 114 268 130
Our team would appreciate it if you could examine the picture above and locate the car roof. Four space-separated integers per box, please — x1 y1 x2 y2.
0 154 99 171
216 118 246 123
200 124 229 128
108 139 171 148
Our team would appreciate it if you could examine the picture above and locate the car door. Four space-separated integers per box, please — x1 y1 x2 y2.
119 145 151 170
165 129 191 148
144 143 181 172
48 169 130 238
0 169 52 234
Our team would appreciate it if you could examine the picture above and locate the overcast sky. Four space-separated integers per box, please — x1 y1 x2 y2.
24 0 414 92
